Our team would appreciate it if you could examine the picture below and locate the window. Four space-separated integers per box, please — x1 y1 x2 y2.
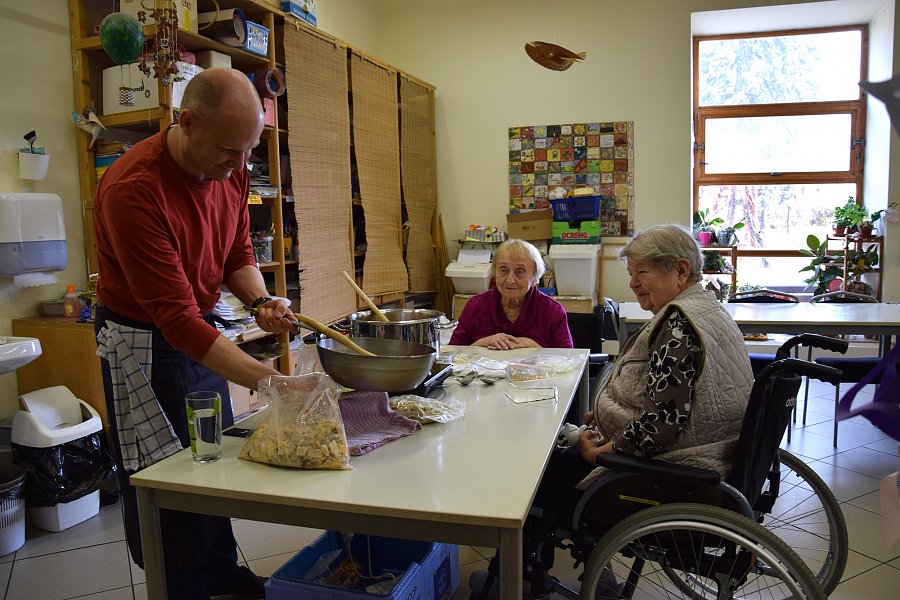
693 27 867 289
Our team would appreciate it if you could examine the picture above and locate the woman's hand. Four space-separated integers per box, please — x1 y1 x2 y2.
474 333 540 350
254 300 300 334
576 427 614 464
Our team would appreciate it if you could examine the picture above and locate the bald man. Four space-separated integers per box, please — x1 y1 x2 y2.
94 68 292 599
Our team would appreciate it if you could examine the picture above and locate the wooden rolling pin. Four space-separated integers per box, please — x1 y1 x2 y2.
341 271 390 322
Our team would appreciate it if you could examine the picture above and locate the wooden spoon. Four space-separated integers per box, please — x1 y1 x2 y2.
341 271 389 322
250 306 375 356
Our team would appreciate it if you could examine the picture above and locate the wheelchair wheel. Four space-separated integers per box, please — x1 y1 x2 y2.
759 449 848 595
580 503 826 600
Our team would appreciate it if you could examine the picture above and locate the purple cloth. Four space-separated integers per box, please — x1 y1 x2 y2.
339 391 421 456
449 287 573 348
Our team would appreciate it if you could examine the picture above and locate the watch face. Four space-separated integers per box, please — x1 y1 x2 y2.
233 16 247 44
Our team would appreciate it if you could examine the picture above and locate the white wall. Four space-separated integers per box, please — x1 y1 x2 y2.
375 0 898 301
0 1 86 415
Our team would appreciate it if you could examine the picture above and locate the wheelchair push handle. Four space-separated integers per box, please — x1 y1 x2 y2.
759 357 843 385
774 333 849 360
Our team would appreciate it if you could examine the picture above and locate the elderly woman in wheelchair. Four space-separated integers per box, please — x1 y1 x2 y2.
470 225 846 599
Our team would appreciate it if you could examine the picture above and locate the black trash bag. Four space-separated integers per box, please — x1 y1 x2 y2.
11 432 116 507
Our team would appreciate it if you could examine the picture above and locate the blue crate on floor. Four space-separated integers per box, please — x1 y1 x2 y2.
265 531 459 600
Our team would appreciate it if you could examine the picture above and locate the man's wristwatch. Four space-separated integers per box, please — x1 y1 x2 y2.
251 296 273 311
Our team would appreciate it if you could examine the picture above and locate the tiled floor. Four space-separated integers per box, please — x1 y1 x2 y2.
0 378 898 599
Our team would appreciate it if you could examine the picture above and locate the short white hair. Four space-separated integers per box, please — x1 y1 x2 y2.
620 224 703 283
493 239 545 284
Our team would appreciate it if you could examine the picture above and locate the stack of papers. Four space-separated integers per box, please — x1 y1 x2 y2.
215 292 253 322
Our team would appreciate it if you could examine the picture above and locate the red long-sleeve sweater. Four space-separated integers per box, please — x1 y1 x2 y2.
94 129 256 362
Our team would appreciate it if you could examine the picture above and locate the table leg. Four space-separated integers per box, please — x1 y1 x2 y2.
136 486 167 600
498 528 523 599
579 360 590 418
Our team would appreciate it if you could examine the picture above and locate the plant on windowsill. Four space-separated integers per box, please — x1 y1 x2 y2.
831 196 866 236
844 246 879 296
858 202 896 238
716 219 745 247
702 250 730 274
800 234 844 295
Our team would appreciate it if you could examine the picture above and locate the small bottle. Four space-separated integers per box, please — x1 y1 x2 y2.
63 284 80 318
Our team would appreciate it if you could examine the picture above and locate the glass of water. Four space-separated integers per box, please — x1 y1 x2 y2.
185 391 222 463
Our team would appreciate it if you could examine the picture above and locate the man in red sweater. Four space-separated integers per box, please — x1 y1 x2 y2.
94 68 296 599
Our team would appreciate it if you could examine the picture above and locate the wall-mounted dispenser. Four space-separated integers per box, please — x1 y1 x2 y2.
0 193 67 278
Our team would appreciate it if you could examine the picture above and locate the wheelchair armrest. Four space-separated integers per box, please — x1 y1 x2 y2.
588 352 610 365
595 453 722 486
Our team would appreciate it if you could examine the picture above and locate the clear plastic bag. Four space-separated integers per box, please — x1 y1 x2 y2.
239 373 351 469
388 395 466 424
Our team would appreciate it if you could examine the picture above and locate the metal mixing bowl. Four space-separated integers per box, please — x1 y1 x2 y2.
316 337 437 392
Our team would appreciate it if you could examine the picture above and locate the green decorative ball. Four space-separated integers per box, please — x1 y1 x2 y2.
99 13 145 65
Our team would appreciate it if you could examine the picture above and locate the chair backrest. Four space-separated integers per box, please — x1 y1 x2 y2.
727 289 799 304
726 365 803 507
566 308 604 353
810 291 878 304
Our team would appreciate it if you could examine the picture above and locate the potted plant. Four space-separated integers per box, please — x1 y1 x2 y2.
831 197 866 236
799 234 844 295
702 250 729 273
844 246 879 295
717 219 745 246
693 208 724 246
862 202 897 236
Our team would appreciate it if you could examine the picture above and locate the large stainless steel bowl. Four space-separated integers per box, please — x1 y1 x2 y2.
316 337 437 392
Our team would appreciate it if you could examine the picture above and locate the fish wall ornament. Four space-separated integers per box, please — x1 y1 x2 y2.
525 41 586 71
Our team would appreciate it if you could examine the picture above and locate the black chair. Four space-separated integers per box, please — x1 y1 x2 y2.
727 289 799 377
807 291 880 446
565 305 611 423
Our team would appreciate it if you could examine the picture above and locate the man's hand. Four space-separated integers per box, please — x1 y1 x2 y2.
254 299 300 334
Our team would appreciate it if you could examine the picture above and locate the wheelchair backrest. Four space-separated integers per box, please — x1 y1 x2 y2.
726 371 802 507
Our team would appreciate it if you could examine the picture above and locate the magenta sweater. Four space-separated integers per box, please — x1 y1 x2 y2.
450 287 573 348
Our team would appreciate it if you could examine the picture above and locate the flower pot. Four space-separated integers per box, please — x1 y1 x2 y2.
697 231 712 246
832 226 846 236
857 224 874 238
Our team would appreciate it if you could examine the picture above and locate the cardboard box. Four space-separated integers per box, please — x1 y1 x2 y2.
552 220 600 245
507 210 553 241
265 531 459 600
555 293 598 314
118 0 198 34
281 0 317 27
263 97 276 126
101 61 203 116
452 294 474 319
195 50 231 70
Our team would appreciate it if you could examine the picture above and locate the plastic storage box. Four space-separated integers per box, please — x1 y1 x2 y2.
102 61 203 116
445 262 493 294
11 386 103 531
549 244 601 296
265 531 459 600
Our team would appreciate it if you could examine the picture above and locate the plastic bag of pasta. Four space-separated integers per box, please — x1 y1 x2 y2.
388 394 467 424
239 372 351 470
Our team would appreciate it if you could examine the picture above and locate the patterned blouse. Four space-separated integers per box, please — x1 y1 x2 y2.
613 307 702 457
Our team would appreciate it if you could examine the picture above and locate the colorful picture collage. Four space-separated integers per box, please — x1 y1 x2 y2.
508 121 634 236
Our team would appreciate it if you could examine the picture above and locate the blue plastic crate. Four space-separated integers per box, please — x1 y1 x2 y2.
265 531 459 600
550 195 600 224
244 21 269 57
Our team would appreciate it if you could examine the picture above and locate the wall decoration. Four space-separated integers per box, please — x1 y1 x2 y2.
508 121 634 236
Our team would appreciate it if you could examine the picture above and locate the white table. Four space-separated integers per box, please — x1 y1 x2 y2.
132 347 588 600
617 301 900 349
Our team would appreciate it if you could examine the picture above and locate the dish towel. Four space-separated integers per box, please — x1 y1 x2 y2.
339 391 421 456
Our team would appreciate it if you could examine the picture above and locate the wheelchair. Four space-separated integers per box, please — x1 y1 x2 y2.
473 334 849 600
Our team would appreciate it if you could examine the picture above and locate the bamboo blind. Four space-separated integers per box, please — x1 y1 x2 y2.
400 77 438 292
350 53 408 296
284 26 356 324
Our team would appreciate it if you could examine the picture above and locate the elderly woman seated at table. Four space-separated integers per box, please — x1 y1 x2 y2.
470 223 753 597
449 238 573 349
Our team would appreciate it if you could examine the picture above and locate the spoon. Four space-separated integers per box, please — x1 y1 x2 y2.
341 271 389 322
250 306 375 356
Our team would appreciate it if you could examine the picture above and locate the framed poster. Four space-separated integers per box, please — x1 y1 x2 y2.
508 121 634 236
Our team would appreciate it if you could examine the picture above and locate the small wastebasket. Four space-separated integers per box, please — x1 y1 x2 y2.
11 386 112 532
0 464 26 556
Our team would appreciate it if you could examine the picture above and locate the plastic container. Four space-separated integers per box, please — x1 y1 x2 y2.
0 464 26 556
254 236 274 263
549 244 601 295
265 531 459 600
445 262 493 294
63 284 79 319
549 195 600 223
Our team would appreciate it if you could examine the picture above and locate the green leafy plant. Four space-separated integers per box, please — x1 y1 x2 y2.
693 208 724 233
716 220 745 246
702 250 729 272
799 234 843 295
845 246 879 280
831 197 866 229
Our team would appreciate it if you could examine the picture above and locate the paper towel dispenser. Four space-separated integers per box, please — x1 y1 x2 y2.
0 193 66 276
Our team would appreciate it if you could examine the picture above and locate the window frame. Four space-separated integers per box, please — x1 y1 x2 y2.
692 25 869 223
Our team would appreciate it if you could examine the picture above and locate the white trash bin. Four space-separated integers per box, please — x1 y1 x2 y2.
0 464 26 555
11 386 103 532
